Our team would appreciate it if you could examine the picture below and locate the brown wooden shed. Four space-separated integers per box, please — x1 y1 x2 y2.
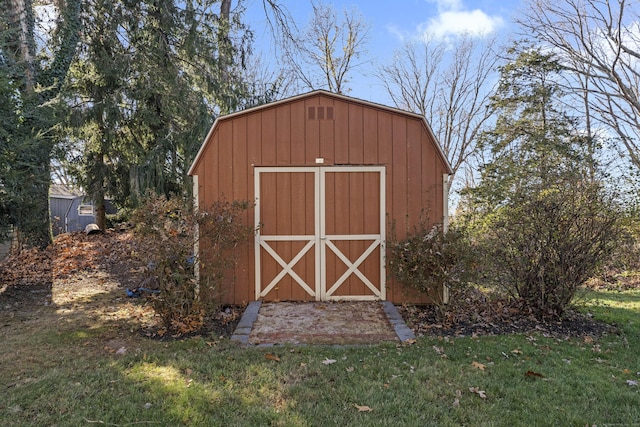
188 90 452 305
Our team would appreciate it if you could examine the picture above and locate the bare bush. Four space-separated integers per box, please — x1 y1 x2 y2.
132 193 254 335
475 182 622 319
387 220 474 316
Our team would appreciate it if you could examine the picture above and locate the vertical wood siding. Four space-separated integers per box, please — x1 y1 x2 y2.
191 93 450 304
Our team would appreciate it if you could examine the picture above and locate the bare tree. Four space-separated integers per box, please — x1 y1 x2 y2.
285 1 370 94
519 0 640 168
379 34 499 180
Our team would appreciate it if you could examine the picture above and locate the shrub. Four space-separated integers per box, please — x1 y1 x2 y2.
387 219 473 315
474 182 622 320
132 193 254 334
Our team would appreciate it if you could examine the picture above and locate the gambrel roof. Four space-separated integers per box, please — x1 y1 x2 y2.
188 90 452 176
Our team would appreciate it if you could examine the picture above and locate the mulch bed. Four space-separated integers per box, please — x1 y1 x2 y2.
398 290 620 339
140 306 243 341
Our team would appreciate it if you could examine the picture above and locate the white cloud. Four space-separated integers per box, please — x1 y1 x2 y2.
386 24 407 43
428 0 464 13
420 0 504 39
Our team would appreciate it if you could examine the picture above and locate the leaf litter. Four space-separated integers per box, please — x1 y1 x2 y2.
399 289 619 339
0 231 242 341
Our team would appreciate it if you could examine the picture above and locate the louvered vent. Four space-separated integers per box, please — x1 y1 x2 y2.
308 106 334 120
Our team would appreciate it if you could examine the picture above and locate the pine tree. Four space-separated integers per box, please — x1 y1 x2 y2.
470 44 596 209
464 44 620 319
60 0 258 226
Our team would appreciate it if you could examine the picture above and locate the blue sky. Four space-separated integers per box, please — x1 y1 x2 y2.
243 0 524 104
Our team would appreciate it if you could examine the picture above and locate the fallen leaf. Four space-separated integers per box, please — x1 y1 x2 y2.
584 336 594 344
623 369 631 374
265 353 281 362
525 370 545 379
403 339 416 345
433 346 445 355
471 361 486 371
453 398 460 407
322 358 337 365
469 387 487 399
185 368 193 376
511 349 522 354
346 367 355 372
354 404 373 412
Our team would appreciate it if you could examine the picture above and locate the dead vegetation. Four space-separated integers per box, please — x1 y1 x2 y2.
0 231 241 342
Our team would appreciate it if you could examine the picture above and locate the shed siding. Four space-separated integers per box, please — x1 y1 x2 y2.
191 92 450 305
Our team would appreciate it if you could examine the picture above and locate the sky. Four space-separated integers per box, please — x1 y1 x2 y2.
243 0 525 104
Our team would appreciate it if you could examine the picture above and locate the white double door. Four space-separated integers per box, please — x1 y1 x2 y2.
255 166 385 301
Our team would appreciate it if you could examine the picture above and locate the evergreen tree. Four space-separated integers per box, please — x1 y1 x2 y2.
60 0 258 226
59 0 129 230
0 36 20 240
470 44 596 210
464 44 620 319
1 0 81 248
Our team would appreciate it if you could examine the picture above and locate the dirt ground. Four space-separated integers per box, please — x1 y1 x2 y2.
0 232 239 349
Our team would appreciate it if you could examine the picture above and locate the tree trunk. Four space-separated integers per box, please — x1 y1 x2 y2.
8 0 35 88
95 195 106 231
220 0 231 20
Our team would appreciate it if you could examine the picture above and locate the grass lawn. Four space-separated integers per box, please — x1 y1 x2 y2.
1 289 639 426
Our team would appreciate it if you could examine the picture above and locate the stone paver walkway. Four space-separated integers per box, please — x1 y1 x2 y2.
232 301 415 346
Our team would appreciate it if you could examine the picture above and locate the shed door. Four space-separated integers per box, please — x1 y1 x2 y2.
255 166 386 301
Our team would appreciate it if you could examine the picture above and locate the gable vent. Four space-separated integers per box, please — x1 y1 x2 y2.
308 105 335 120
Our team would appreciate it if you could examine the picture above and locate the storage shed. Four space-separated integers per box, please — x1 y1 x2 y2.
49 184 116 235
50 185 94 235
188 90 452 305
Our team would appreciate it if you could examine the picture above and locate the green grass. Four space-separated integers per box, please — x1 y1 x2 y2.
1 290 639 426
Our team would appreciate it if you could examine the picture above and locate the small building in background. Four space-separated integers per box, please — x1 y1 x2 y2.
49 184 115 235
0 225 12 260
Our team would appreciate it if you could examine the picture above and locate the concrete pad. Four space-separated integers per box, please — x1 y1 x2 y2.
232 301 415 346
